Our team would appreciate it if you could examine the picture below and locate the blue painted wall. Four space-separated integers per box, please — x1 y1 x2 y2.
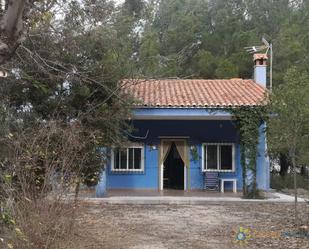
106 144 159 189
188 143 242 190
129 120 238 143
102 119 269 191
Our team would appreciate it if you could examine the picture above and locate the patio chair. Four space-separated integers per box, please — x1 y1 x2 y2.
203 172 219 191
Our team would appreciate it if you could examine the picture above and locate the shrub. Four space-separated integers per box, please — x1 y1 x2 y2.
271 173 309 191
0 121 103 248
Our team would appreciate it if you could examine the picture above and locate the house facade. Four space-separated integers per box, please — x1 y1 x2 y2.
96 54 270 194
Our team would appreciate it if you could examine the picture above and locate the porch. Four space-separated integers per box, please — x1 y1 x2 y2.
80 188 302 204
105 189 242 197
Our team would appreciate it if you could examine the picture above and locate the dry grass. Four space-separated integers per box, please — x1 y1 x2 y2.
1 199 76 248
67 202 309 249
0 122 95 249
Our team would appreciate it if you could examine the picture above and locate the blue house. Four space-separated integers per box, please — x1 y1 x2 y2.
96 53 270 195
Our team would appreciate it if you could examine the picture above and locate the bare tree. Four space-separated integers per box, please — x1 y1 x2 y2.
0 119 103 248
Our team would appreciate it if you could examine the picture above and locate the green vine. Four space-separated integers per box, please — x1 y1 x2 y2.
190 145 199 161
230 106 268 198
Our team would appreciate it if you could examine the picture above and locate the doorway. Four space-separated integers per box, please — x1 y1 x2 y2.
163 142 185 190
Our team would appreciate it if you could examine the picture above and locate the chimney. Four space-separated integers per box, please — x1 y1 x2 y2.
253 53 267 88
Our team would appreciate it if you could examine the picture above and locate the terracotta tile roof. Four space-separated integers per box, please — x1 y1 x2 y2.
122 79 267 108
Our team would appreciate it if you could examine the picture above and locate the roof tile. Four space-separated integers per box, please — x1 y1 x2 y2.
122 79 267 108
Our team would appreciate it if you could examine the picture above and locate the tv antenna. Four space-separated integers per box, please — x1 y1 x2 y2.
245 37 273 91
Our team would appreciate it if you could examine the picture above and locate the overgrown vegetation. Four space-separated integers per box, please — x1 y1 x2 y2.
231 106 268 198
268 67 309 227
0 121 101 248
1 0 309 247
271 174 309 191
1 1 135 248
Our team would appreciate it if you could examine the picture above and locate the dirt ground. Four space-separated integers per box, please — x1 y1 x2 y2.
62 202 309 249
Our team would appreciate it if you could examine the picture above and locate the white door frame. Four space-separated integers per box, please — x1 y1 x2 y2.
160 138 188 191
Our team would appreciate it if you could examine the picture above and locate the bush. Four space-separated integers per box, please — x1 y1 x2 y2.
0 121 103 248
271 173 309 191
1 200 75 249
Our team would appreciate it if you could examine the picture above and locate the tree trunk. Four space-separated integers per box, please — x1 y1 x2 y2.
0 0 27 64
279 153 289 176
241 145 247 197
300 166 306 176
74 180 80 204
252 166 257 198
291 154 299 229
69 180 80 230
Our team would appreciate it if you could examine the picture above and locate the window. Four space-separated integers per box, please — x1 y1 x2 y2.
202 143 235 172
112 145 144 172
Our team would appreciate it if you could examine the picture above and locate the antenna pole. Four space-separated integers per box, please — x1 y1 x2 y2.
269 43 273 92
245 38 273 90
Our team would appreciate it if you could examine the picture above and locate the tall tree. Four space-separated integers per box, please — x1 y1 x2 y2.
268 67 309 227
0 0 137 189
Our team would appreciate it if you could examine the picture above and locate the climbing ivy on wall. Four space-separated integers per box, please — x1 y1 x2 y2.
231 106 268 198
190 145 199 161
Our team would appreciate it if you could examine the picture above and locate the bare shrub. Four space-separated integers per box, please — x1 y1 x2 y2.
0 120 103 248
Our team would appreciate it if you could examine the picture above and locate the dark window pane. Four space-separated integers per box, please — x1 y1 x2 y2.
206 145 217 170
128 148 134 169
220 145 232 170
114 149 120 169
134 148 142 169
120 149 127 169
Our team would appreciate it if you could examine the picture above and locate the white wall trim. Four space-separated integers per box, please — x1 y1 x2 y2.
184 166 187 190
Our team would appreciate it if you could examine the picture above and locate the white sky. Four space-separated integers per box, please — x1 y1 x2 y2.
115 0 125 5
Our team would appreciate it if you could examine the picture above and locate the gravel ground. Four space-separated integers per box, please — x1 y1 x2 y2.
62 202 309 249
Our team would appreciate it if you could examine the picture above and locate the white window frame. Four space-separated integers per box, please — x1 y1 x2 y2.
201 143 235 172
111 144 144 172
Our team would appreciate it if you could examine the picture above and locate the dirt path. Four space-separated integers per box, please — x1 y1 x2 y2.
64 203 309 249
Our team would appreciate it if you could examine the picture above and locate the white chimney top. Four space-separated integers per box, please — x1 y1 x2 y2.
253 53 267 88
